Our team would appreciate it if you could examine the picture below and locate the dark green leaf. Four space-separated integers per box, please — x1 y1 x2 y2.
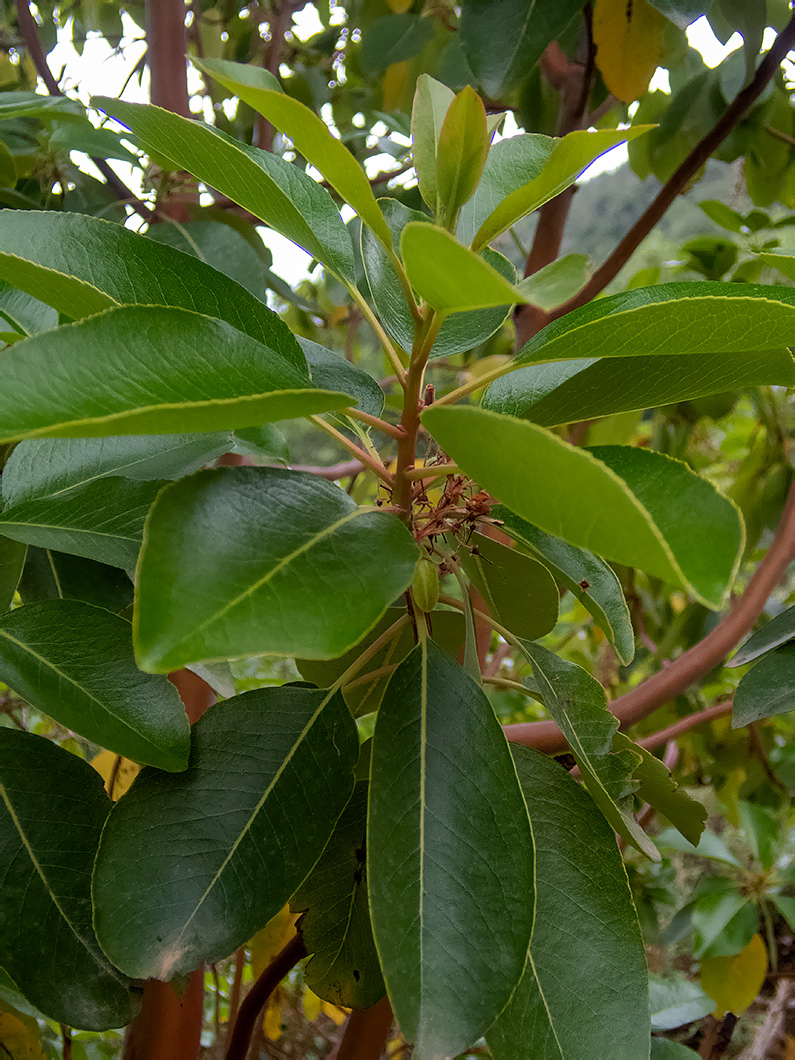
737 802 777 871
360 14 434 77
134 468 418 672
0 92 84 121
300 338 385 418
650 1041 701 1059
48 121 139 163
145 219 274 299
92 684 358 979
728 605 795 667
0 537 26 612
494 506 634 665
18 548 134 613
647 0 710 28
0 306 349 443
0 730 140 1029
368 639 534 1058
0 601 189 770
692 889 756 958
0 280 57 338
488 746 650 1060
293 780 385 1009
733 644 795 727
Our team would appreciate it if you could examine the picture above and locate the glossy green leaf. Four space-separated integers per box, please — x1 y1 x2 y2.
361 198 514 357
484 347 795 426
0 537 26 612
2 434 233 508
471 128 652 251
0 601 189 769
18 548 133 613
95 99 357 283
0 280 57 338
733 643 795 727
189 58 393 250
728 605 795 667
760 252 795 282
514 282 795 366
514 254 591 312
0 730 140 1029
693 888 755 958
435 87 488 226
488 746 650 1060
93 684 358 979
423 407 743 609
612 733 706 846
0 478 163 569
300 338 385 418
494 506 634 665
401 223 523 313
458 533 558 640
0 210 305 370
0 306 349 444
368 639 534 1058
48 121 139 163
460 0 585 97
517 640 657 859
411 74 455 213
135 468 418 672
145 219 270 299
292 780 385 1009
649 976 714 1031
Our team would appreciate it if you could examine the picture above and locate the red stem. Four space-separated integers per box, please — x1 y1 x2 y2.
224 934 306 1060
327 996 394 1060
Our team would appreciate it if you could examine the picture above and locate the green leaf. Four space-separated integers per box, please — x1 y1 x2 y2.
611 732 706 846
494 506 634 665
516 640 657 859
733 643 795 728
359 14 434 78
423 407 743 609
649 976 714 1031
460 0 585 98
771 894 795 931
514 282 795 366
0 92 84 121
401 223 523 313
134 468 418 672
0 478 163 569
2 435 234 508
435 86 488 227
411 74 455 213
458 532 558 641
292 779 385 1009
655 827 740 867
0 141 16 189
368 639 534 1058
48 121 139 163
0 280 57 338
650 1041 700 1059
484 347 795 427
145 219 271 299
737 802 778 872
94 99 357 283
189 58 393 251
0 210 305 370
471 128 652 251
299 338 385 418
692 889 755 958
18 547 134 613
647 0 709 28
0 601 189 769
488 746 650 1060
514 254 591 312
0 537 26 613
92 684 358 979
361 198 514 357
728 605 795 667
0 306 350 444
760 252 795 282
0 730 140 1029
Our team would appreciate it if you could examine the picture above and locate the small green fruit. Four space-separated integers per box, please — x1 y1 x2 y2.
411 555 439 614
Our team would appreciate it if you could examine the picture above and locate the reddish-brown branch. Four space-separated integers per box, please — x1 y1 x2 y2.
224 934 306 1060
146 0 191 118
551 9 795 319
289 459 366 480
637 701 733 751
327 996 394 1060
226 948 246 1038
123 971 205 1060
505 482 795 753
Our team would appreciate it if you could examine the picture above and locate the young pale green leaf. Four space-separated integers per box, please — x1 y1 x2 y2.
737 802 778 871
487 746 650 1060
411 74 455 213
292 779 385 1009
0 478 163 569
650 1040 701 1059
0 537 26 613
0 279 57 338
0 730 140 1029
423 407 743 609
460 0 585 98
93 685 358 979
494 506 634 665
192 58 393 251
401 223 523 313
368 639 534 1059
514 254 591 312
0 601 189 770
458 532 558 641
728 605 795 667
435 86 488 226
649 976 714 1032
655 828 739 867
733 644 795 728
2 434 234 509
135 468 418 672
517 640 657 859
515 282 795 366
0 306 350 444
759 251 795 281
471 127 653 251
95 99 357 283
361 198 514 357
0 210 305 370
300 338 385 418
18 548 133 614
612 733 707 846
484 347 795 427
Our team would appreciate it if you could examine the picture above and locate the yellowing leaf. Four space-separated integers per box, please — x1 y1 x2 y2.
262 986 283 1040
593 0 666 103
322 1000 349 1026
91 750 140 801
386 0 413 10
382 60 411 113
250 904 298 979
701 933 767 1018
0 1011 47 1060
303 988 323 1022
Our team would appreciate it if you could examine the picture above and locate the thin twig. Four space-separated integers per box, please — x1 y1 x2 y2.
636 702 733 751
288 459 366 480
224 935 306 1060
226 948 245 1038
308 416 394 486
